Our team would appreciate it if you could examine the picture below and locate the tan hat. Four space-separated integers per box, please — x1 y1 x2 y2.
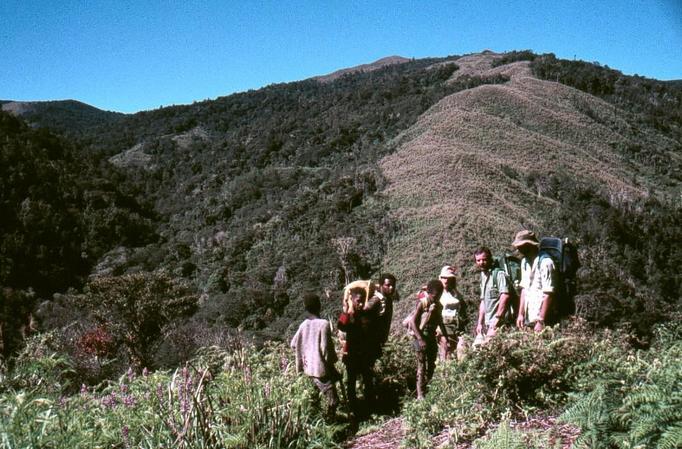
512 230 539 247
439 265 456 278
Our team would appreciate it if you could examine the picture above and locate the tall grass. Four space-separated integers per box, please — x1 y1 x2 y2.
0 340 341 449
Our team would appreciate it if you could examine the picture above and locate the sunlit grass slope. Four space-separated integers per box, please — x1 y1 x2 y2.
379 52 679 307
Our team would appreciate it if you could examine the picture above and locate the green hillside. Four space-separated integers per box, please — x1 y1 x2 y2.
1 50 681 448
1 100 125 137
2 51 680 360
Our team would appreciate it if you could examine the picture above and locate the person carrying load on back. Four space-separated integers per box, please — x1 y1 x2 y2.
408 280 448 400
435 266 467 361
474 247 515 341
290 293 340 418
337 286 380 414
512 230 554 332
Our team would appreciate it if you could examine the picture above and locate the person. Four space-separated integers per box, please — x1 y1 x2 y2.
366 273 399 351
474 247 514 340
408 279 448 399
290 293 340 417
435 266 467 361
337 287 380 413
512 230 555 332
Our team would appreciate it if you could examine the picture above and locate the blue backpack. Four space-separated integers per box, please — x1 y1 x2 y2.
538 237 580 322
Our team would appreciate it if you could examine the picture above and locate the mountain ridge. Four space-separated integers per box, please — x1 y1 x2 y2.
312 55 412 83
2 50 680 353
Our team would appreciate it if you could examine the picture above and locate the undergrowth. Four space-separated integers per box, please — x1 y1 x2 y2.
401 319 681 448
0 340 342 449
561 319 682 449
1 320 680 449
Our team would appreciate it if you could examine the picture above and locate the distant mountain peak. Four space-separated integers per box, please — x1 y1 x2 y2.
313 55 411 83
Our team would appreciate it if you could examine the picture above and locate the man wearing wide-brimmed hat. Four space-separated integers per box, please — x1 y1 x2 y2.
512 230 555 332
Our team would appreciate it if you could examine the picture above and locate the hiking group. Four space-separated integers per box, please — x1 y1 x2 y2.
290 229 579 418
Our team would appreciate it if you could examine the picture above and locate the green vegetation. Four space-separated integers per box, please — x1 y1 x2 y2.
0 338 343 449
0 100 125 138
560 320 682 449
400 320 681 448
0 112 155 297
2 320 679 448
1 51 681 447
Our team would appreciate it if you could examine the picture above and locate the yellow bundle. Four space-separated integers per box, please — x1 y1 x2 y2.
342 279 376 313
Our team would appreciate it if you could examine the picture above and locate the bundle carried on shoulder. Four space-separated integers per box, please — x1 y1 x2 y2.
342 279 376 313
338 279 377 358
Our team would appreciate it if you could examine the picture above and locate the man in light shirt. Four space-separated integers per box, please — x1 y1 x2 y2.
513 230 555 332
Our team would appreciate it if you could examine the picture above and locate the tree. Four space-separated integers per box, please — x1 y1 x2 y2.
82 272 198 370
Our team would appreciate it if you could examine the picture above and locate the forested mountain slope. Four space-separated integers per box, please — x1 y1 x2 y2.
1 100 125 137
2 52 680 367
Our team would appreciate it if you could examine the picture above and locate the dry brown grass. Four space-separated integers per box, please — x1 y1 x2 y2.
313 56 411 83
379 52 678 314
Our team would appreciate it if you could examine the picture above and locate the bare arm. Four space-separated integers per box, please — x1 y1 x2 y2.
409 301 426 347
437 312 448 340
495 292 510 327
476 300 486 335
516 289 526 328
535 292 553 331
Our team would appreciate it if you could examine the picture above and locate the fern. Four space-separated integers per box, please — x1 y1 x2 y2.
561 333 682 449
474 420 527 449
658 423 682 449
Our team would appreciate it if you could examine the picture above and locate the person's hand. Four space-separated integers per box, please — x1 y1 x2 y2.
417 339 426 350
533 320 545 332
476 323 483 335
516 316 525 329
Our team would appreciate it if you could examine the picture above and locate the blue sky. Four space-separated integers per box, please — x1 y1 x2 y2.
2 0 680 113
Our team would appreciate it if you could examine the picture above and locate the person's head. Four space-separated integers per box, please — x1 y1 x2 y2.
349 287 367 311
425 279 444 301
303 293 321 316
512 230 540 257
378 273 396 297
438 265 457 291
474 247 493 271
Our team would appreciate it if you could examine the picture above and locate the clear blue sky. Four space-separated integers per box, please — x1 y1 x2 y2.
2 0 680 113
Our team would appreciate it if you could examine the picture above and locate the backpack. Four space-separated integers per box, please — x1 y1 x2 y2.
491 253 522 317
538 237 580 322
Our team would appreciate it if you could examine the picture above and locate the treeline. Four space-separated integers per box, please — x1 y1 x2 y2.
0 111 157 357
530 53 682 178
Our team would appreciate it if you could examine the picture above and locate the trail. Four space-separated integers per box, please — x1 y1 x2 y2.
343 417 405 449
343 414 580 448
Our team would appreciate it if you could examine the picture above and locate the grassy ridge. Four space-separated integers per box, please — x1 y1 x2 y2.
379 52 681 330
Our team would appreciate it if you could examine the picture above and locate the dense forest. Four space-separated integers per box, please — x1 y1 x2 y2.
1 51 680 448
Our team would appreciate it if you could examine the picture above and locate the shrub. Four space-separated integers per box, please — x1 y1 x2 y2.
80 272 198 370
0 331 75 395
402 320 602 447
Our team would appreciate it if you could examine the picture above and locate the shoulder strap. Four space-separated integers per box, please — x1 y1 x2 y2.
491 267 504 289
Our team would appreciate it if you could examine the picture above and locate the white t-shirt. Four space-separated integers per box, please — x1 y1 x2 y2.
520 255 555 324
